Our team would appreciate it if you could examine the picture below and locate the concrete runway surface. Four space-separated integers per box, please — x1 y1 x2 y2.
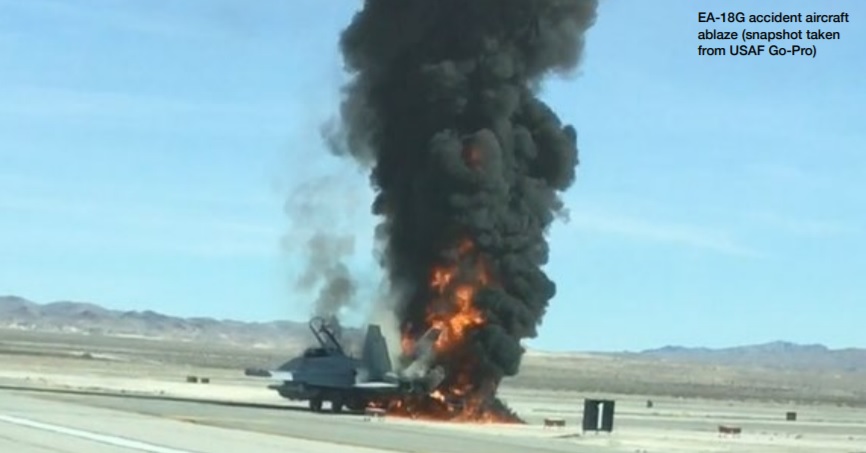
15 390 593 453
5 383 866 453
0 390 416 453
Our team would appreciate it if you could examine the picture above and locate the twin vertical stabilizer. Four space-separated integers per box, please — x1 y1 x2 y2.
361 324 393 381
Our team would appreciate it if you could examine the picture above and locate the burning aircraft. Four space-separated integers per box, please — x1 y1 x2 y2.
325 0 598 422
245 317 446 413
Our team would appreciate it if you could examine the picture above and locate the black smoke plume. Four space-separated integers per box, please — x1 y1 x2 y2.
331 0 597 418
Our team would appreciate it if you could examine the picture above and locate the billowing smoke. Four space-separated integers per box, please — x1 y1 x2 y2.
295 232 356 341
330 0 597 418
295 232 356 318
285 177 359 342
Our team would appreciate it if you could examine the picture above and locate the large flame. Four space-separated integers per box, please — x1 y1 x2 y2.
385 236 521 424
426 238 486 354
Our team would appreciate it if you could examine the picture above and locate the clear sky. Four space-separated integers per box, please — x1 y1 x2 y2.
1 0 863 352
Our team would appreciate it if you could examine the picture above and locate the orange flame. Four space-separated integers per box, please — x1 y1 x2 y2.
424 239 488 353
388 237 518 424
462 145 482 169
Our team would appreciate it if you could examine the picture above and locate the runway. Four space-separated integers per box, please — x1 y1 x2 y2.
10 389 593 453
0 390 411 453
3 383 866 453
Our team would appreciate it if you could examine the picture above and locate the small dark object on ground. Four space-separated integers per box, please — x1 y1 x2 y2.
544 418 566 428
718 425 742 437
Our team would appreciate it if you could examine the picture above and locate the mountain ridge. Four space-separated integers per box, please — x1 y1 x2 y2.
625 340 866 372
0 295 319 348
2 295 863 372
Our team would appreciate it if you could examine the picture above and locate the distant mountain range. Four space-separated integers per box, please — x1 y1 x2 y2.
627 342 866 373
0 295 319 348
1 295 863 372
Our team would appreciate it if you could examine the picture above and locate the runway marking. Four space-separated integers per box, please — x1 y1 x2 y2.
0 413 202 453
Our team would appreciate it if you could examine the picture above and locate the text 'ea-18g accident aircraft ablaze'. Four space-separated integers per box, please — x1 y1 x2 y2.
244 317 445 413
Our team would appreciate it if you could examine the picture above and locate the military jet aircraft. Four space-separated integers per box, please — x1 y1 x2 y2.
244 317 444 413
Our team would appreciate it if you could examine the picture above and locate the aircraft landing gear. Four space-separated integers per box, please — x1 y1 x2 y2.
309 398 323 412
331 397 344 414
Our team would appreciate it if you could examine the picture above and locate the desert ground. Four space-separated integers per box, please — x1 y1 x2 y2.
0 329 864 453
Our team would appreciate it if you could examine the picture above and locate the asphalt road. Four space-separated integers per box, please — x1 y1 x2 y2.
18 389 595 453
0 390 406 453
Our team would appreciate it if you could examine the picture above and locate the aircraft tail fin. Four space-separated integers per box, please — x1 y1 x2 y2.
361 324 393 381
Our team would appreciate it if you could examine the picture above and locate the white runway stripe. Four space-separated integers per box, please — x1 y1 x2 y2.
0 413 201 453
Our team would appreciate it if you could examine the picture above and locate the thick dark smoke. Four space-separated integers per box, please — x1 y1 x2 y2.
332 0 597 413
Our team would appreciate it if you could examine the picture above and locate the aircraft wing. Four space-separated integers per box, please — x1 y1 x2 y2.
244 368 294 381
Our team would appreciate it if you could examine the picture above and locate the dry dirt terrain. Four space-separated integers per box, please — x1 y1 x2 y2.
1 329 865 453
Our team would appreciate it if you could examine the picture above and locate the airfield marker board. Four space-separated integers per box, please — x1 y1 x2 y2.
582 399 615 433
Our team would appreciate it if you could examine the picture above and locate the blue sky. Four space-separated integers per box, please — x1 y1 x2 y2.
1 0 863 351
